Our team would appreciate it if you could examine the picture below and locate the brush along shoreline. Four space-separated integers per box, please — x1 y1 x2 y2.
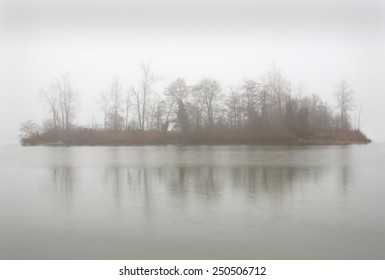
20 128 371 146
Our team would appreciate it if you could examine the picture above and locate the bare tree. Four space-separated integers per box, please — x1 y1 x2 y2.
262 67 290 128
165 78 189 102
39 74 77 133
124 90 131 131
109 77 123 131
241 79 259 128
335 80 354 130
164 78 189 131
39 86 60 131
97 92 109 130
185 100 202 131
141 62 158 130
192 78 222 128
357 103 362 131
226 86 243 128
58 75 77 131
258 87 270 131
130 62 159 131
147 98 165 131
131 87 142 131
19 119 40 138
176 100 190 134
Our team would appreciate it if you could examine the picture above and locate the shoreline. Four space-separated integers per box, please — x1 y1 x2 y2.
20 130 371 147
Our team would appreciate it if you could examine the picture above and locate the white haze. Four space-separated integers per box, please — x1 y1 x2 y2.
1 0 384 142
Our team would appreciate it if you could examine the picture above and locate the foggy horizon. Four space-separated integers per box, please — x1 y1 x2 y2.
1 0 385 142
2 1 385 269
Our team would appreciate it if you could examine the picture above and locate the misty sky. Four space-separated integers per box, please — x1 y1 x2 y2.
1 0 384 142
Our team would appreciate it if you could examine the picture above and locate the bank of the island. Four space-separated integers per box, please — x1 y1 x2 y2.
20 128 371 146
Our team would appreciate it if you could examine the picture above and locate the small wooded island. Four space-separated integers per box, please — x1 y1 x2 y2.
19 65 371 146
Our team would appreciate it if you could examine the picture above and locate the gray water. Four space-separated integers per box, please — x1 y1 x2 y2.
0 144 384 259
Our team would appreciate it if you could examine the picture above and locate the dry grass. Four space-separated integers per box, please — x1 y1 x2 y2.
310 130 371 143
21 127 370 146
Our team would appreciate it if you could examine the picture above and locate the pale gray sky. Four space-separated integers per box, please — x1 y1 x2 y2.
1 0 385 142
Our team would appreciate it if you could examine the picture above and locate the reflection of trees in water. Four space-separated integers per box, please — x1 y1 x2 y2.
105 166 122 208
48 148 74 203
339 166 351 194
105 166 155 214
103 165 221 205
230 166 327 196
158 165 220 200
49 166 74 208
102 164 331 203
52 166 73 194
100 146 343 206
337 147 353 194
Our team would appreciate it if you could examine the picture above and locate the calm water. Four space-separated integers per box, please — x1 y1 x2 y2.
0 144 384 259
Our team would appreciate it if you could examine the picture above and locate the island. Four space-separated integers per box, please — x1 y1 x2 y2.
19 66 371 146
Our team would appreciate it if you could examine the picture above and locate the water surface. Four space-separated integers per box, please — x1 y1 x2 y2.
0 144 384 259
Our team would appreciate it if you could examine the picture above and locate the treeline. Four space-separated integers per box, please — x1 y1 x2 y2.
20 64 370 145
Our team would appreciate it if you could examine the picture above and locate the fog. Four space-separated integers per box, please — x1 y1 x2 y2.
1 0 385 142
